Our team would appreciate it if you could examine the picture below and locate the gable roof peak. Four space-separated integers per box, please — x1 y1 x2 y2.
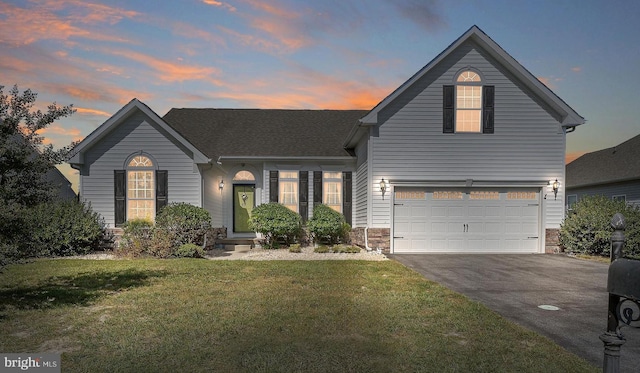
355 25 584 129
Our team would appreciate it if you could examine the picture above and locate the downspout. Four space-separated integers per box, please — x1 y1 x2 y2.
364 227 373 252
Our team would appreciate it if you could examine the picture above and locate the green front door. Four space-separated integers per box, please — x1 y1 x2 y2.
233 184 255 233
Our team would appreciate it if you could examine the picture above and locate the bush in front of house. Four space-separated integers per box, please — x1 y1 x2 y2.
117 218 154 257
155 203 212 247
28 200 108 257
307 204 351 245
248 203 302 248
174 243 205 258
559 195 640 257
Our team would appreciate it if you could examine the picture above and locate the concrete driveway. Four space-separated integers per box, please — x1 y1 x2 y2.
390 254 640 372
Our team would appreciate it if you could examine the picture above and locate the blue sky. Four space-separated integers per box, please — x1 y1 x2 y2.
1 0 638 189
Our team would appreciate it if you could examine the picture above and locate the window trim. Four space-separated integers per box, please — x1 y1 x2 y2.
322 171 343 213
279 171 299 213
125 154 156 221
566 194 578 210
443 68 494 134
612 195 626 203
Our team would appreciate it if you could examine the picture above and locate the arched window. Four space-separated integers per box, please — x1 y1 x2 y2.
233 170 255 181
127 155 155 220
455 70 482 132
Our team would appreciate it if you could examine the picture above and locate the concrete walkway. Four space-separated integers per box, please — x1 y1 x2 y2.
390 254 640 372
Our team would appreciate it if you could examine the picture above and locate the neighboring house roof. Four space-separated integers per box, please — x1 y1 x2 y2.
46 166 76 200
68 98 210 166
566 133 640 188
162 109 367 160
345 25 585 147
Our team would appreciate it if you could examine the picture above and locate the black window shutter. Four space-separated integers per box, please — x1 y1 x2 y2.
313 171 322 207
269 171 279 202
482 85 495 134
443 85 455 133
156 170 168 214
342 172 352 226
299 171 308 222
114 170 126 227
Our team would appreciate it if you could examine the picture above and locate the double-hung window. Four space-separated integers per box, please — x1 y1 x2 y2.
279 171 298 212
127 156 155 220
322 171 342 213
443 69 494 134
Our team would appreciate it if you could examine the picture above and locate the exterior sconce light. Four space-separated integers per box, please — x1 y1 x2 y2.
379 178 387 200
552 179 559 200
219 179 224 191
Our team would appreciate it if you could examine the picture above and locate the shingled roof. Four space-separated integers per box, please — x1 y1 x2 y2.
566 133 640 188
162 109 367 160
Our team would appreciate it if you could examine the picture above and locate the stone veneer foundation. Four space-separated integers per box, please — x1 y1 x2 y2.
350 227 391 254
545 228 561 254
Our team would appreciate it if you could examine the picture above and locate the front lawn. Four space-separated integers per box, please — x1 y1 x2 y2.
0 259 596 372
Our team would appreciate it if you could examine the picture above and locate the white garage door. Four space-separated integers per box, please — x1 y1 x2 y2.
393 188 540 253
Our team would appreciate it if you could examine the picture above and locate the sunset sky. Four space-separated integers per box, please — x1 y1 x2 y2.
1 0 639 190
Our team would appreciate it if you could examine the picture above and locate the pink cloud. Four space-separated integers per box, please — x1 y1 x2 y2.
202 0 237 12
0 1 136 46
571 66 582 73
76 107 112 117
104 48 223 84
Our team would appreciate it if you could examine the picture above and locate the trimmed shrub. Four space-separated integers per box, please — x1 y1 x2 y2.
288 243 301 253
560 195 640 257
249 203 302 247
117 218 154 257
28 200 108 257
332 244 361 254
174 243 205 258
314 245 330 253
155 203 211 246
307 204 351 244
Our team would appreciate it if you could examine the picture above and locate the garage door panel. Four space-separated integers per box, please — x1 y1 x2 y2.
468 206 484 217
431 222 447 233
484 222 502 234
431 206 447 217
393 187 540 253
449 206 464 217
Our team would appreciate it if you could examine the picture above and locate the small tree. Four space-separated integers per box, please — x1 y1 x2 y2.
0 84 76 207
559 195 640 257
0 84 76 268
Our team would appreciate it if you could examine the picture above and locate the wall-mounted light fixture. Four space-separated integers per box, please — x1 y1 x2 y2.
219 179 225 191
551 179 559 200
379 178 387 200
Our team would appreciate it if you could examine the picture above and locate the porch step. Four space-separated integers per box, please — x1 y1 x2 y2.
216 238 260 251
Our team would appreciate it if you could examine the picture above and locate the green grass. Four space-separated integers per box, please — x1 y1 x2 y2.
0 259 596 373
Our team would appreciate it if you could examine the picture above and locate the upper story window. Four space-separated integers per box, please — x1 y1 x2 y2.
456 70 482 132
443 69 494 134
127 155 155 220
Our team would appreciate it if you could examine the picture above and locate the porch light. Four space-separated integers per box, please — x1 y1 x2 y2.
379 178 387 199
551 179 559 200
219 179 224 190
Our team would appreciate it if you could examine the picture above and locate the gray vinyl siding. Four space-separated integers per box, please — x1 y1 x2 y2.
355 161 368 227
370 39 565 228
568 180 640 206
203 167 224 227
79 112 201 227
354 138 369 227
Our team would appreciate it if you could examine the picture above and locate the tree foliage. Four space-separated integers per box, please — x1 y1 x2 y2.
0 84 78 268
307 204 351 244
248 203 302 248
559 195 640 258
0 84 76 207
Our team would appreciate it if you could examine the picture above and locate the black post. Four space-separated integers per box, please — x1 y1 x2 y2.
600 213 626 373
